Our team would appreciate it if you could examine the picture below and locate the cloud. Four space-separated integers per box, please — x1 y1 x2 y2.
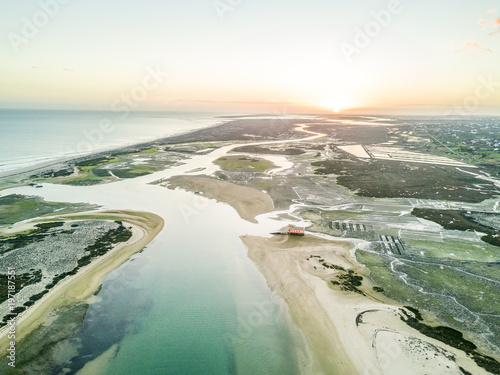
487 9 497 14
478 12 500 34
489 17 500 34
465 40 492 52
447 39 492 55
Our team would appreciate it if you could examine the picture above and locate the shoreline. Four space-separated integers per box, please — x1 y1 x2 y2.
0 210 164 352
0 113 306 182
0 113 228 180
242 234 359 374
241 233 493 374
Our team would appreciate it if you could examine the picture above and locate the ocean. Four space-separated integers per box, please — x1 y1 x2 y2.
0 109 223 173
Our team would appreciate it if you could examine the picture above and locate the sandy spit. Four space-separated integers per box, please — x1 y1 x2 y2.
241 234 490 375
0 210 164 351
164 175 274 223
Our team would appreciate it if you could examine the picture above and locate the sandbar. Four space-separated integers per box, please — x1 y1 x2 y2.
0 210 164 351
164 175 275 223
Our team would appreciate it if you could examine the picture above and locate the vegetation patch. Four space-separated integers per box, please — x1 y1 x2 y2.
0 270 43 304
1 222 63 254
214 155 275 171
110 165 160 179
411 208 500 247
419 121 500 177
400 309 500 374
0 221 132 328
311 158 499 203
38 149 165 186
142 147 158 154
0 195 95 226
331 270 365 295
403 305 423 321
214 171 228 181
318 258 345 271
29 167 73 179
44 221 132 290
75 157 113 167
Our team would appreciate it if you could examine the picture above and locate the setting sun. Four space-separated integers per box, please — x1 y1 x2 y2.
319 98 351 113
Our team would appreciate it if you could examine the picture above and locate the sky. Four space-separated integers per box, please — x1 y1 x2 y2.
0 0 499 115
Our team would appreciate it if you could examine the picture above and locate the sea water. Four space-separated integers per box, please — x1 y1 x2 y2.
0 109 222 173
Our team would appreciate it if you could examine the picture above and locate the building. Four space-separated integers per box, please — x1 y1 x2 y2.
288 224 305 236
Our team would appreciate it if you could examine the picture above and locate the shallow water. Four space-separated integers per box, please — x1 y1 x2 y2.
4 137 313 374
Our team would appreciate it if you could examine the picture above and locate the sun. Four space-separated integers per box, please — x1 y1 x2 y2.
320 98 345 113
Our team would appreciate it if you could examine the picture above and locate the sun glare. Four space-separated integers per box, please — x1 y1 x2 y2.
320 98 347 113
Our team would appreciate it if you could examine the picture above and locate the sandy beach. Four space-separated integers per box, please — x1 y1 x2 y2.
164 175 275 223
0 210 164 352
241 234 491 375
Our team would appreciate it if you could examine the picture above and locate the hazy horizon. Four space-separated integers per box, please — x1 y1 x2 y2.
1 0 499 115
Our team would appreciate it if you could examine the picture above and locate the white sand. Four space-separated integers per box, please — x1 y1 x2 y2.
241 234 491 374
165 175 275 223
75 344 119 375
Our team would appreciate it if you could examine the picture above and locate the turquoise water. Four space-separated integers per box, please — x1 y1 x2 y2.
6 173 305 374
67 199 301 374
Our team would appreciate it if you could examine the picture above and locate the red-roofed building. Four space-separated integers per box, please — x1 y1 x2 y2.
288 224 305 236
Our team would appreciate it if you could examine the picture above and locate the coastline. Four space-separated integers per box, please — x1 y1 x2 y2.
241 234 492 374
0 210 164 352
0 112 226 180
